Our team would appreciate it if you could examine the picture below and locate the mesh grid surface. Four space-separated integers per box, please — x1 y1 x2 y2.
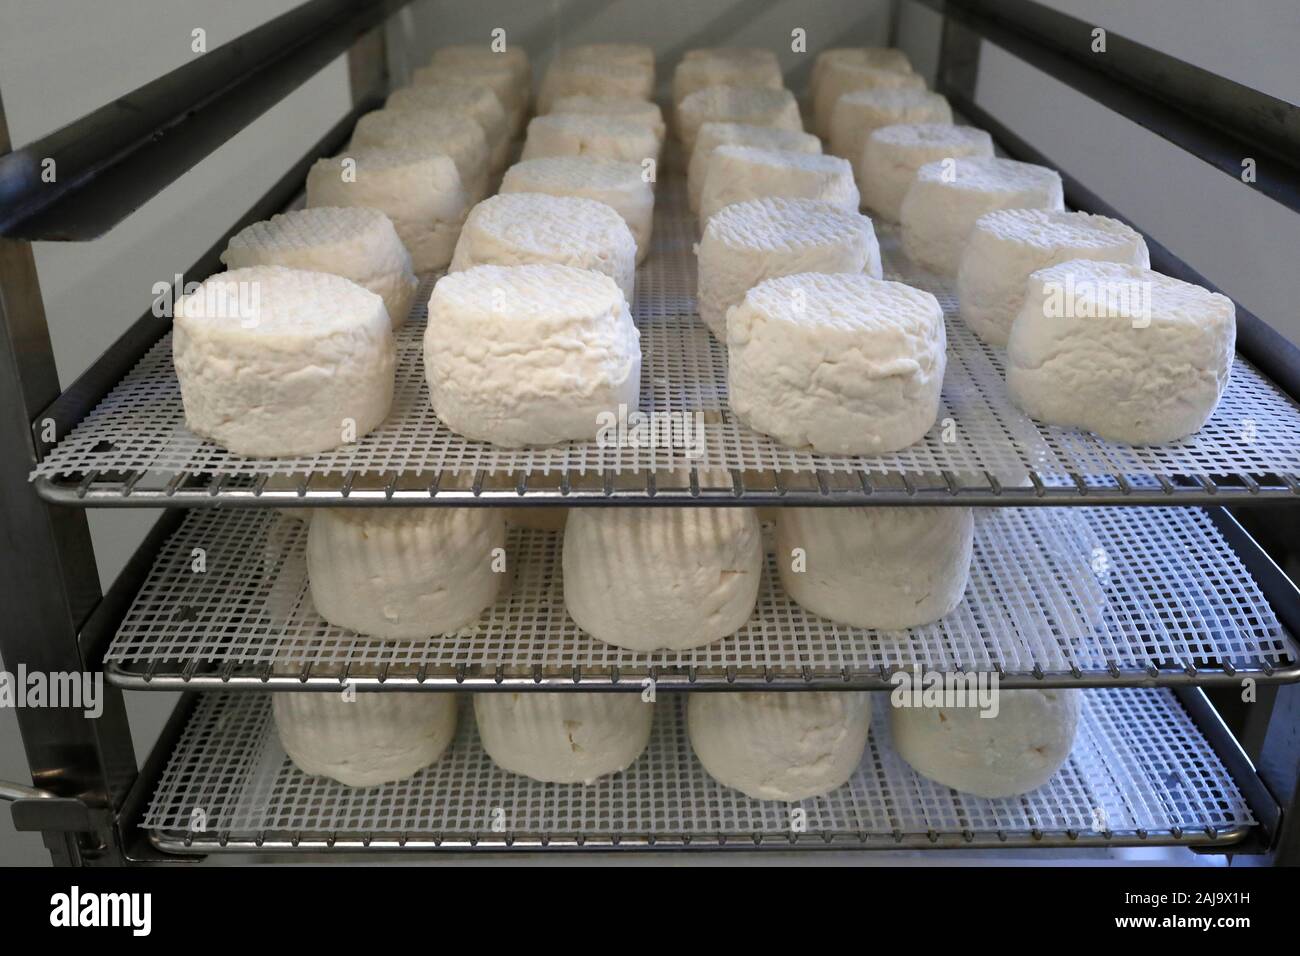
105 506 1290 683
141 689 1254 848
32 178 1300 488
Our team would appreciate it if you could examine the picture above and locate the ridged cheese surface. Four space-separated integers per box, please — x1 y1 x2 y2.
351 107 491 202
688 692 872 801
386 83 510 168
563 507 763 650
959 208 1150 346
221 206 417 328
687 121 821 214
306 507 507 638
697 197 882 338
727 272 945 455
861 123 994 222
813 60 926 139
475 692 653 784
676 85 801 158
521 113 661 165
425 263 641 446
1006 260 1235 444
450 192 637 303
828 88 952 186
173 265 394 457
699 146 859 226
900 156 1064 276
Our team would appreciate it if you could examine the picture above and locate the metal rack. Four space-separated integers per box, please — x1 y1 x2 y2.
2 0 1298 866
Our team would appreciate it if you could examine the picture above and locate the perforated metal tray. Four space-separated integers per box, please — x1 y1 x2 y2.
142 688 1254 852
32 180 1300 506
103 505 1295 690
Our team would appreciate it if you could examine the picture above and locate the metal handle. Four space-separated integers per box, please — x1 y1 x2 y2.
0 780 57 801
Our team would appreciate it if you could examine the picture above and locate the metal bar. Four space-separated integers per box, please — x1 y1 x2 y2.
0 0 413 240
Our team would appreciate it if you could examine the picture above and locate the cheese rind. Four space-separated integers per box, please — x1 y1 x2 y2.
676 85 802 160
699 146 859 226
424 263 641 446
306 145 470 272
1006 260 1236 443
827 88 952 188
671 50 783 110
412 59 526 135
501 157 655 264
221 206 418 328
688 691 872 801
521 113 660 165
386 83 511 169
727 272 946 455
173 265 394 457
274 692 458 788
860 123 994 222
958 208 1151 346
563 508 762 650
549 95 665 145
451 192 637 302
900 156 1064 276
697 197 882 339
306 507 506 639
474 692 653 784
351 107 491 202
775 507 974 628
813 60 926 139
687 122 821 214
891 689 1080 797
811 47 913 106
537 57 654 114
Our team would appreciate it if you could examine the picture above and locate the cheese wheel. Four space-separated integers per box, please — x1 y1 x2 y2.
430 43 530 87
537 58 654 114
959 208 1150 346
306 507 506 638
474 692 653 784
689 692 872 801
221 206 417 328
450 192 637 303
687 121 821 214
521 113 660 165
697 196 881 339
900 156 1064 276
173 266 393 457
549 94 665 146
563 507 762 650
306 145 470 272
351 107 491 202
671 49 783 109
860 123 994 222
775 507 974 629
425 263 641 446
810 47 913 106
274 692 458 788
828 87 952 187
699 146 859 226
412 59 526 135
814 60 926 139
387 83 511 169
891 689 1080 798
501 157 654 263
1006 260 1236 443
727 272 945 455
676 85 802 159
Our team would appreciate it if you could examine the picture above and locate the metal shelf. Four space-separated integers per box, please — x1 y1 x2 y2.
103 505 1297 691
141 688 1255 853
31 181 1300 508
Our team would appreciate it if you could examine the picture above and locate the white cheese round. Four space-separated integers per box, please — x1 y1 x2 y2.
430 43 531 89
474 692 653 784
173 266 393 457
413 58 526 135
860 123 994 223
521 113 661 165
221 206 417 329
687 121 821 214
351 107 491 202
813 60 926 139
306 507 506 639
676 85 802 160
959 208 1151 346
562 507 763 651
501 157 655 264
386 83 511 170
548 95 665 146
901 156 1064 276
828 88 952 188
727 272 946 455
425 263 641 446
537 58 654 114
451 193 637 303
688 691 872 801
890 688 1080 798
671 49 783 110
774 507 973 629
1006 260 1236 443
699 146 859 226
697 196 882 339
274 691 458 788
306 144 470 272
811 47 913 106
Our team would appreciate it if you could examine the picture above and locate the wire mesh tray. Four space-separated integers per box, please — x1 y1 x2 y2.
142 688 1254 852
103 505 1295 690
32 179 1300 506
